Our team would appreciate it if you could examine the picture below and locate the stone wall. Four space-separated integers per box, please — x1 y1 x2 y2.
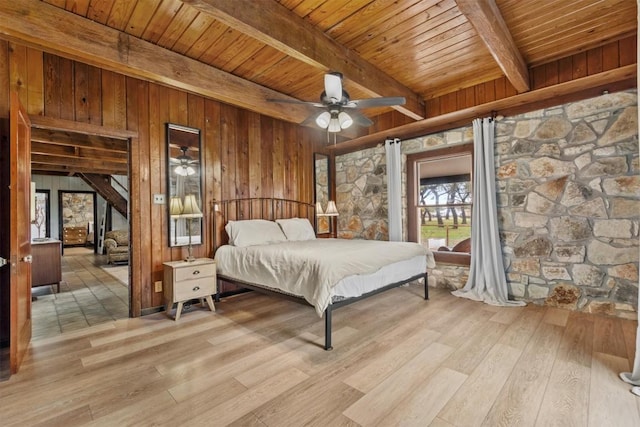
335 89 639 317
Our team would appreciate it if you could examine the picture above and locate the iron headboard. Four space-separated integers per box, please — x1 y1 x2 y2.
211 197 316 254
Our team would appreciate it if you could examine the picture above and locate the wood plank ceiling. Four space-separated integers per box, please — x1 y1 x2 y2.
2 0 637 173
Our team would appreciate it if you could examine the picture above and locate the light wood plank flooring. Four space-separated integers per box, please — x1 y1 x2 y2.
1 284 638 426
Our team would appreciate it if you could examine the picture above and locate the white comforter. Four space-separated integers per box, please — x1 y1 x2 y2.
215 239 434 316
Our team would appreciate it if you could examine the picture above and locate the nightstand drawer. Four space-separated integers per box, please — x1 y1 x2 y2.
174 262 216 282
174 277 216 301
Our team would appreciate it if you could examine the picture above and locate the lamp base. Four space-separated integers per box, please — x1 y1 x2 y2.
184 255 197 262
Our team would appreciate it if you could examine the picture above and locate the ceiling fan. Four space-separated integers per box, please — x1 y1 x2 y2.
268 72 406 133
170 146 198 176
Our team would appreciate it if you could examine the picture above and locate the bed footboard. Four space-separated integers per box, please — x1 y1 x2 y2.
322 271 428 351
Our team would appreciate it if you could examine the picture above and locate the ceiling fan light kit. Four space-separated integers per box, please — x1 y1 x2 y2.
268 72 405 135
315 109 353 133
175 164 195 176
173 146 197 176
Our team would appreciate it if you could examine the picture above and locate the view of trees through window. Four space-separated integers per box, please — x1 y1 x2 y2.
418 158 472 251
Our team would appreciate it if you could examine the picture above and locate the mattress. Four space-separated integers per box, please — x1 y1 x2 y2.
215 238 435 316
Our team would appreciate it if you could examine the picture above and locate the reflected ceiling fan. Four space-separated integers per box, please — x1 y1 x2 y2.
170 146 198 176
268 72 406 133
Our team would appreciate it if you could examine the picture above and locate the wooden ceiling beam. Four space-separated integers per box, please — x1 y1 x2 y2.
0 0 312 125
456 0 530 93
29 116 137 139
31 163 128 175
31 141 128 162
182 0 425 120
330 64 636 155
31 154 127 174
31 128 129 153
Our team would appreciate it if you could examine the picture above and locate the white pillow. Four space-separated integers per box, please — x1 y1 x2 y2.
276 218 316 241
225 219 287 247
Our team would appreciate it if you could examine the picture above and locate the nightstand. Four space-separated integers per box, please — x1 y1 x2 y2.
163 258 216 320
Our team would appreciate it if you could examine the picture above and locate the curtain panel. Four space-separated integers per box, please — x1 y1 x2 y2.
385 138 402 242
452 118 525 307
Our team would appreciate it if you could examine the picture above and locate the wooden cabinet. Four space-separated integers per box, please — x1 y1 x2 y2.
63 226 87 246
31 239 62 293
163 258 216 320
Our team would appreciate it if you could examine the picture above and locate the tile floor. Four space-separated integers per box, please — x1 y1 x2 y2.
31 247 130 340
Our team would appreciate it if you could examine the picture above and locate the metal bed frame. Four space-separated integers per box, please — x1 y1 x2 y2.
212 197 429 350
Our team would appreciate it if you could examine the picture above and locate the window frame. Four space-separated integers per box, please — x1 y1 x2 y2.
407 143 473 266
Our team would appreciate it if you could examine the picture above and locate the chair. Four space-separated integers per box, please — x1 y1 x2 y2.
104 230 129 264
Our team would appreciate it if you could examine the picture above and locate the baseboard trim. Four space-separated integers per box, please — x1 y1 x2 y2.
140 306 164 316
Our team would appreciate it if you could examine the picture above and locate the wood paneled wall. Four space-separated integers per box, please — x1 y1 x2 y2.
424 36 637 117
0 40 327 314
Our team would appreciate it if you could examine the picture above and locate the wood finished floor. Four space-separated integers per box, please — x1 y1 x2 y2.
1 285 639 426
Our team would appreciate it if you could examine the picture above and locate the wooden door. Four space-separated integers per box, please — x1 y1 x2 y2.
8 92 32 374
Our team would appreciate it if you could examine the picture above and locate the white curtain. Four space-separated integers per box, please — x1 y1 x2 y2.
619 288 640 395
452 118 525 307
385 138 402 241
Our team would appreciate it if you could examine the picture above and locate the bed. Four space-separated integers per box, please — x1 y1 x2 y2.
212 198 435 350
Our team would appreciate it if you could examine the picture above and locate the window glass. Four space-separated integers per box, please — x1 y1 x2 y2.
417 153 472 252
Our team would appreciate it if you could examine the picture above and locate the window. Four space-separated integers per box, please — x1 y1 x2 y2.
407 144 472 265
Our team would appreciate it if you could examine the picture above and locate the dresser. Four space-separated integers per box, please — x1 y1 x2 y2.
63 226 87 246
31 239 62 293
163 258 216 320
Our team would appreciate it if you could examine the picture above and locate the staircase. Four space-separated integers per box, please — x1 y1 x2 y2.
77 173 128 219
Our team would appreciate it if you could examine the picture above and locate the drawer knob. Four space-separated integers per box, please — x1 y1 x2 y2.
192 270 200 275
192 286 200 292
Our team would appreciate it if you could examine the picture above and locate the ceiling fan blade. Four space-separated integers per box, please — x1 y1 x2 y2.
346 96 406 109
266 98 325 108
347 109 374 127
300 113 320 127
324 73 343 102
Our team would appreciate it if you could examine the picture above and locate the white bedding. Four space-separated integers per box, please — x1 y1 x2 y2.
215 239 435 316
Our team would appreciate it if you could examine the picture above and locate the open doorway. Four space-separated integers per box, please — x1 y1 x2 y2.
29 122 131 340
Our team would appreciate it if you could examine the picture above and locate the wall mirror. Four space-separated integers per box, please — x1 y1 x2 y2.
314 153 331 235
167 123 202 248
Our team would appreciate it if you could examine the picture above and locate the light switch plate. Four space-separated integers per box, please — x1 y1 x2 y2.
153 194 165 204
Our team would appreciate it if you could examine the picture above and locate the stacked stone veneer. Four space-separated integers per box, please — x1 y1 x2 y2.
335 89 638 318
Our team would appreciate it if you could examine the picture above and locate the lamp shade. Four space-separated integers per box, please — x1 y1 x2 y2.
325 200 339 216
315 201 325 216
338 111 353 129
315 111 331 128
169 196 183 217
327 116 341 133
181 194 202 218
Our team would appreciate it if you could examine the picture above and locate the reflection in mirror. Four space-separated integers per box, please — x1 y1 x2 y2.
314 153 331 235
167 123 202 249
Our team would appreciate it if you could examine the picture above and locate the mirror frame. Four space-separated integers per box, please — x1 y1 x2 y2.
166 123 203 248
314 152 332 235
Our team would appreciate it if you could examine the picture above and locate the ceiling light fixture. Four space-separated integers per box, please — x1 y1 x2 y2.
175 164 196 176
316 109 353 133
174 146 196 176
